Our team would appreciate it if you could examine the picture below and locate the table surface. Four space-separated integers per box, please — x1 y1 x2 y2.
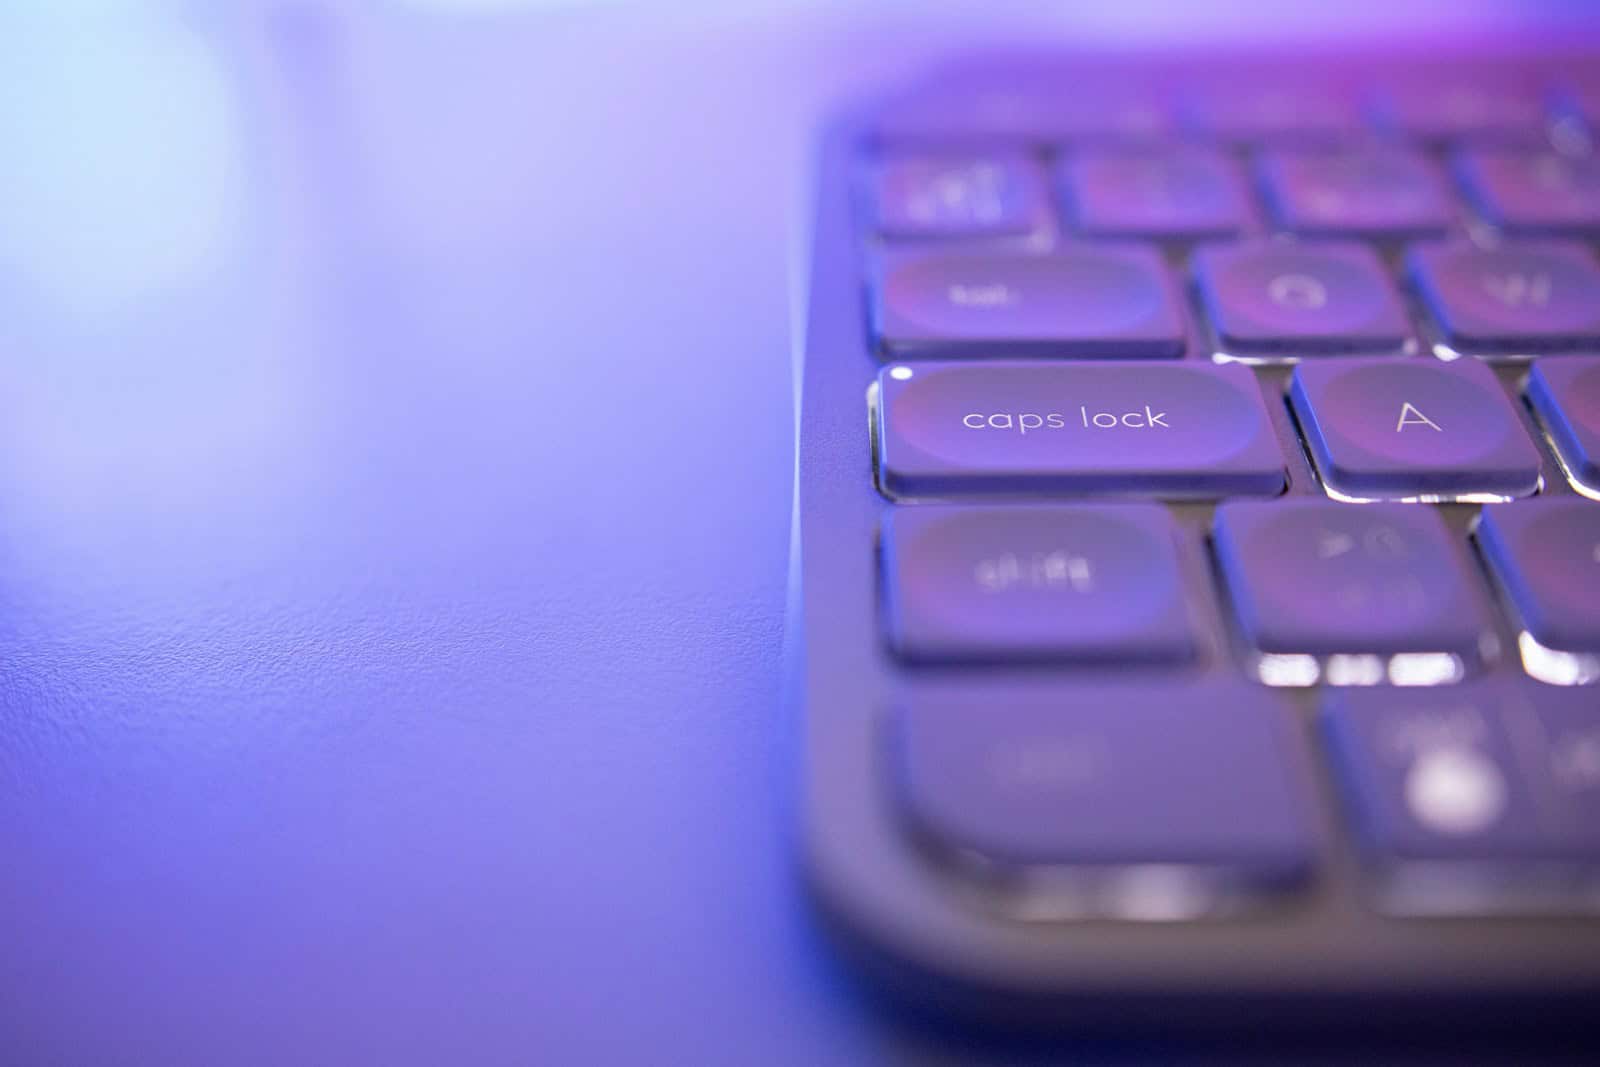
1 5 1596 1064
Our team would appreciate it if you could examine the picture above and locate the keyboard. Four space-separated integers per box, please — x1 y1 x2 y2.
792 45 1600 1027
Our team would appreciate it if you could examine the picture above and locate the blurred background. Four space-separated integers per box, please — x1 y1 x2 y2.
1 1 1597 1064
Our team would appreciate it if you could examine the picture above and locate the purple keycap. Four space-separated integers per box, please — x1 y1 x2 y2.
875 361 1285 498
1369 79 1551 144
1182 85 1365 144
1456 150 1600 235
873 80 1171 148
1290 357 1543 499
1194 241 1410 355
872 247 1186 358
1259 149 1454 238
1478 500 1600 653
893 682 1312 879
882 504 1194 663
1527 356 1600 490
1214 499 1492 658
870 153 1048 240
1060 148 1250 239
1324 683 1600 867
1410 240 1600 354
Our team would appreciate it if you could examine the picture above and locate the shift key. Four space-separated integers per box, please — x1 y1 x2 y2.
875 361 1286 498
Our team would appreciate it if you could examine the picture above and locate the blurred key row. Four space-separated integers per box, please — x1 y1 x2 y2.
893 678 1600 918
869 149 1600 243
882 498 1600 688
872 69 1600 149
871 237 1600 361
875 356 1600 502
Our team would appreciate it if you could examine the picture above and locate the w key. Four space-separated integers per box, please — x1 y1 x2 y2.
1410 240 1600 354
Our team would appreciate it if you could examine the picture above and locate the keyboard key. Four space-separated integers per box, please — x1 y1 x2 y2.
1182 85 1364 144
1060 148 1250 239
1214 499 1492 659
1478 500 1600 653
1409 241 1600 354
1259 149 1453 239
873 80 1171 148
872 247 1186 358
881 504 1195 663
875 361 1285 498
893 683 1312 889
1194 241 1410 356
1290 357 1543 500
1527 356 1600 490
870 153 1049 240
1369 80 1550 144
1456 150 1600 235
1324 683 1600 890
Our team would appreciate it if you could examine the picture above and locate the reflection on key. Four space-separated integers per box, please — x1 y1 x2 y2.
1195 240 1411 357
881 504 1195 663
892 682 1313 917
875 361 1285 498
872 247 1186 358
1409 240 1600 355
1324 682 1600 915
1477 500 1600 684
1527 356 1600 494
1289 357 1543 500
1213 500 1492 682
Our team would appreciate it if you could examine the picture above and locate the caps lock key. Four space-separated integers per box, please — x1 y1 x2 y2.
874 360 1287 498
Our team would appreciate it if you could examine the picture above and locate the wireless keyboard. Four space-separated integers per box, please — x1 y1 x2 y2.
791 44 1600 1027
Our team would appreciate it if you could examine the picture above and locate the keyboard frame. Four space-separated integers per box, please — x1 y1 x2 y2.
792 47 1600 1025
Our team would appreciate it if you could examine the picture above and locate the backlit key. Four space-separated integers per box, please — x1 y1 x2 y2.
1259 149 1453 239
893 683 1313 896
1410 240 1600 354
1456 150 1600 235
1477 500 1600 654
872 247 1186 358
1060 148 1250 238
1289 357 1543 500
1527 356 1600 490
1195 241 1410 356
1214 499 1492 661
881 504 1195 663
1324 682 1600 913
870 153 1049 240
875 361 1285 498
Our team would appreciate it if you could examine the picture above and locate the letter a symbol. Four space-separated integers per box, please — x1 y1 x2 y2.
1396 402 1442 432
